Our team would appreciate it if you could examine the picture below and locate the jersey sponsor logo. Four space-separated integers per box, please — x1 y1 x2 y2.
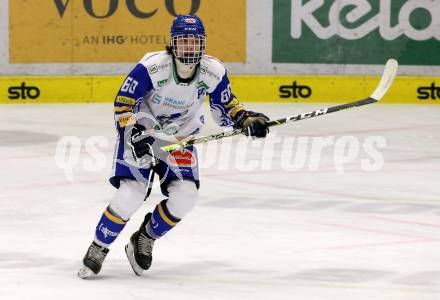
167 148 196 167
148 65 158 74
158 97 194 110
153 124 179 136
152 95 162 104
417 83 440 100
114 106 133 113
165 97 185 107
8 82 41 100
120 77 139 94
158 63 171 70
157 79 168 87
118 113 136 128
157 111 187 123
279 82 312 99
229 104 244 118
154 120 180 135
225 98 240 108
115 95 136 105
200 66 221 81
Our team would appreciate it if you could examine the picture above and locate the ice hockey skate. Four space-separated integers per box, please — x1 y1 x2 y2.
125 213 155 276
78 241 109 279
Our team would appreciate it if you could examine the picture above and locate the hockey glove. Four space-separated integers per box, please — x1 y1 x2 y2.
234 111 270 138
129 124 157 167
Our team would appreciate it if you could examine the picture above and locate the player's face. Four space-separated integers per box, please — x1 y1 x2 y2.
171 34 205 65
174 35 202 58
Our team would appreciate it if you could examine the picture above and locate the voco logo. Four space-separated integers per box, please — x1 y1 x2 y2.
279 81 312 99
53 0 200 19
417 83 440 100
8 82 41 100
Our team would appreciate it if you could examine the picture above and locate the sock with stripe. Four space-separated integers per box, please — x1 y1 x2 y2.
94 207 127 247
145 200 181 239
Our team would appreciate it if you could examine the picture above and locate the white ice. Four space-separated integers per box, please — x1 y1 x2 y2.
0 103 439 300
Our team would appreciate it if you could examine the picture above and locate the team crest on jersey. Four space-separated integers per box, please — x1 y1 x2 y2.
167 149 196 167
197 81 209 99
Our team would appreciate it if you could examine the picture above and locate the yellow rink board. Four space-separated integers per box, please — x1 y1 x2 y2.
0 75 439 104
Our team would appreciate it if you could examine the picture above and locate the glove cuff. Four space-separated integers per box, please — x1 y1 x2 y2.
233 110 269 129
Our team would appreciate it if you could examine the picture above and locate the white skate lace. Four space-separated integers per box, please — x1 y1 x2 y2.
88 244 107 263
138 233 154 256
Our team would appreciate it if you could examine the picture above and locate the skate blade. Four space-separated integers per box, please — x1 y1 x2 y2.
77 266 95 279
125 243 144 276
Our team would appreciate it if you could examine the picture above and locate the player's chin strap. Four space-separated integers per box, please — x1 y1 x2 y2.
160 59 399 152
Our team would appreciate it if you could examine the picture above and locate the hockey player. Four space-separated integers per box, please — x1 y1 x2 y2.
78 14 270 278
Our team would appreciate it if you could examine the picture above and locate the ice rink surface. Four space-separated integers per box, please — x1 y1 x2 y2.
0 103 439 300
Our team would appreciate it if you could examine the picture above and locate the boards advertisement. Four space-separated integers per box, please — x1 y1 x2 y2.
9 0 246 63
1 75 439 104
273 0 440 65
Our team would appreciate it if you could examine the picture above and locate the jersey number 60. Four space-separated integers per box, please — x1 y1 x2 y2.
121 77 139 94
221 84 232 103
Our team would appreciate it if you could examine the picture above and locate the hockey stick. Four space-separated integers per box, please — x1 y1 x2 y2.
161 59 398 152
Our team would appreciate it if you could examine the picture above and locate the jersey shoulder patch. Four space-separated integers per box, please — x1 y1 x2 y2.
139 51 172 88
199 55 226 88
139 51 172 76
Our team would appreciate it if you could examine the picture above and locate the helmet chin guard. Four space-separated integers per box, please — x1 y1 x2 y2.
170 15 206 66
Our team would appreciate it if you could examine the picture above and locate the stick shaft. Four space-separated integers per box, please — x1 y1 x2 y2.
162 97 377 151
161 58 398 152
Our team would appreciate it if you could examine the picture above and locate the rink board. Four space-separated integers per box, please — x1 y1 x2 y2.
0 75 439 104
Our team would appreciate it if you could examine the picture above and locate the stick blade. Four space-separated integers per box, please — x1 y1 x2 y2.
370 59 399 101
